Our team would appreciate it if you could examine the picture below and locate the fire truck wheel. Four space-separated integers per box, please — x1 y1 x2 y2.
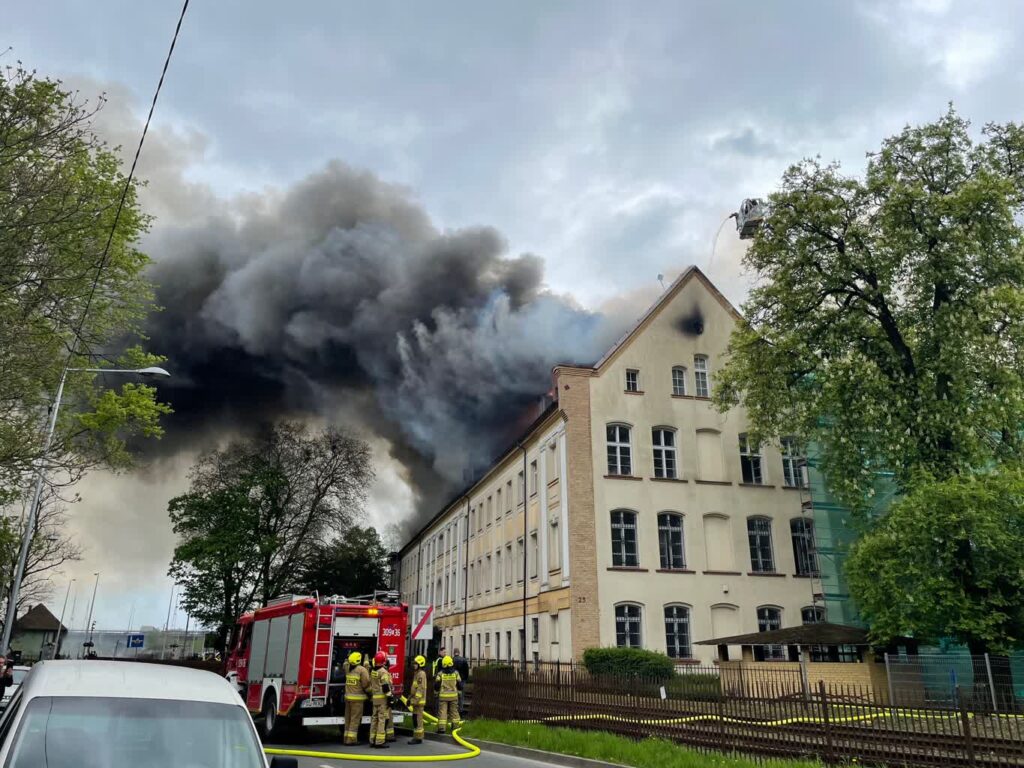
261 693 282 739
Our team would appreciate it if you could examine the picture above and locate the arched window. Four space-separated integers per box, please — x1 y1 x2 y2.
664 604 692 659
671 366 687 396
657 513 685 569
606 423 632 476
652 427 677 479
756 605 785 660
615 603 643 648
610 510 639 567
790 517 818 576
694 355 711 397
801 606 825 624
747 516 775 573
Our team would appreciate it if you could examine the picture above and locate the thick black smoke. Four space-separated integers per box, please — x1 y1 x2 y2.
144 161 619 526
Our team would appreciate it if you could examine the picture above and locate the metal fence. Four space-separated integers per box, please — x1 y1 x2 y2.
885 653 1024 712
472 662 1024 767
46 629 208 661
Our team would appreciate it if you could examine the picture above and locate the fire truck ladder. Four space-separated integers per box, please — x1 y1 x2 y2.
309 604 334 707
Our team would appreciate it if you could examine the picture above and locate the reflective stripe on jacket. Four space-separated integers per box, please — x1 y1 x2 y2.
410 668 428 705
437 670 461 701
370 666 391 700
345 664 370 701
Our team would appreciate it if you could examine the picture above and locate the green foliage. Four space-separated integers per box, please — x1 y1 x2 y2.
291 526 390 598
0 64 170 496
714 108 1024 514
460 719 824 768
582 647 675 681
847 467 1024 653
168 423 374 648
666 672 723 701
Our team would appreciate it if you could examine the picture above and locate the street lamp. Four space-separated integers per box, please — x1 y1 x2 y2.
0 365 170 654
54 578 75 659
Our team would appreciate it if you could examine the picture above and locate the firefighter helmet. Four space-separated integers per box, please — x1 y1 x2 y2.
373 651 387 666
348 651 362 665
414 655 426 668
442 655 454 668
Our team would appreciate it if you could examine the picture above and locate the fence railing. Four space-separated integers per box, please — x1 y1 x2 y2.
472 663 1024 768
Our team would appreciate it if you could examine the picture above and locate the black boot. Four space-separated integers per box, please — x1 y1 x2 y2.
408 738 423 745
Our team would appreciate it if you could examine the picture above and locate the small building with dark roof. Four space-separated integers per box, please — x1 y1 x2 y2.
11 604 67 662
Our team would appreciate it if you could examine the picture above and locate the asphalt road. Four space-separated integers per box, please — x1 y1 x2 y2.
266 736 561 768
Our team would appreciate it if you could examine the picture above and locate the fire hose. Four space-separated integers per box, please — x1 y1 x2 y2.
264 697 480 762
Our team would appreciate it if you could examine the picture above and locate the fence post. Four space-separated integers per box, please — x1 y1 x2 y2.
958 686 976 768
984 653 998 712
884 652 896 706
817 680 834 764
799 647 811 704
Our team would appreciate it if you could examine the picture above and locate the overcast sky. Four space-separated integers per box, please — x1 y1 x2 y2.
7 0 1023 634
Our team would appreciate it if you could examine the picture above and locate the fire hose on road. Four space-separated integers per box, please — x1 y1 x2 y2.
264 697 481 763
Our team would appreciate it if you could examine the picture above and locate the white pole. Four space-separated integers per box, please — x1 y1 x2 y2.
162 583 176 660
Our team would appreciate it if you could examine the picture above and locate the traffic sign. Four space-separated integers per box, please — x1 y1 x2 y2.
127 633 145 649
410 604 433 641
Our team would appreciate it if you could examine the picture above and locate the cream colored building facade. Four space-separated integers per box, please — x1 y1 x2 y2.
395 267 819 665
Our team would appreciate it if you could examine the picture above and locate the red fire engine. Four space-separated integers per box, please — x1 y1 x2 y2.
225 591 409 735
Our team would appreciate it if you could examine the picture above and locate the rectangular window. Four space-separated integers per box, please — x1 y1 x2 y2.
506 481 513 513
658 513 685 569
530 460 538 496
739 433 763 484
516 538 524 582
625 368 639 392
549 519 561 571
505 543 513 585
530 531 539 579
610 510 639 567
748 517 775 573
506 631 512 663
606 424 632 476
468 565 474 599
495 550 502 590
550 615 560 645
531 617 539 643
615 604 643 648
671 366 687 396
781 437 807 488
496 632 501 660
519 629 526 662
517 471 525 505
757 606 786 660
547 443 558 481
486 496 493 526
485 554 492 591
694 355 711 398
652 428 677 479
477 633 482 663
791 518 819 576
496 489 502 517
664 605 692 659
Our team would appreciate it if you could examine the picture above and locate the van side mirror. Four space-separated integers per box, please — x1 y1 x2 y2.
269 757 298 768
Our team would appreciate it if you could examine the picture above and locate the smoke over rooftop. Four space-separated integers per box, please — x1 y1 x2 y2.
144 161 621 529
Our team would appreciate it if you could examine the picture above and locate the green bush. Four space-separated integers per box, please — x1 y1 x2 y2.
582 647 675 681
473 662 513 676
666 672 722 701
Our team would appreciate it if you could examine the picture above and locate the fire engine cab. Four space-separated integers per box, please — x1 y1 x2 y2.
225 592 409 735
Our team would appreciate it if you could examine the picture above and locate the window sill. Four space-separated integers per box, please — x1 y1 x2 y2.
624 390 645 395
672 658 702 665
671 393 694 400
792 573 819 579
703 570 741 575
782 485 808 491
747 571 786 577
694 395 712 401
739 482 776 489
694 479 732 486
656 568 695 574
650 476 687 483
606 567 649 572
604 474 643 481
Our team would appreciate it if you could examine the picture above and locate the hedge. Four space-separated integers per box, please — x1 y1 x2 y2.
582 647 675 681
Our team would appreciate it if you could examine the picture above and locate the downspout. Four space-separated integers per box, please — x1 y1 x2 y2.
519 442 528 669
462 497 470 654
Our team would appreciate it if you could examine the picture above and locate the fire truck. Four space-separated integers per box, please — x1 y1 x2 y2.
225 592 409 735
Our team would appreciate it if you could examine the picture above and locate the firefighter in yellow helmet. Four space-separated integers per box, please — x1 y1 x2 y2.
407 655 428 744
343 651 371 745
433 655 463 735
369 651 392 749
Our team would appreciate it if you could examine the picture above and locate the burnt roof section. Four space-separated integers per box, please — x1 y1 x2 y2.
14 604 65 633
398 398 561 555
696 623 870 647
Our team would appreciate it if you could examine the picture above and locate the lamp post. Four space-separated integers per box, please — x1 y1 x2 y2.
84 572 100 650
54 578 75 659
0 366 169 654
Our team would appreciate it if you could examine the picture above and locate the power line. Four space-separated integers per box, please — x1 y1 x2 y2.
64 0 190 367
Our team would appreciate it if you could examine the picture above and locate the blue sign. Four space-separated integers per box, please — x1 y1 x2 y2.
127 634 145 649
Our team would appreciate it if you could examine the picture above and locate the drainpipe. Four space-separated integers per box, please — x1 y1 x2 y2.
519 442 528 670
462 497 470 654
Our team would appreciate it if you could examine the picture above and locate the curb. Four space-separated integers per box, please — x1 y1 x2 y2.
464 738 630 768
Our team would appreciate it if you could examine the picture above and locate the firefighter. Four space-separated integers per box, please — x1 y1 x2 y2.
407 655 428 745
369 651 392 749
433 655 463 735
343 651 370 746
383 656 396 742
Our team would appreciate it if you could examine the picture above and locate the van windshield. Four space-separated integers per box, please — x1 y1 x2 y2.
5 696 264 768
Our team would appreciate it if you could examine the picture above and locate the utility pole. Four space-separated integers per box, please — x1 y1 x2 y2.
84 572 100 652
162 583 176 660
54 578 75 659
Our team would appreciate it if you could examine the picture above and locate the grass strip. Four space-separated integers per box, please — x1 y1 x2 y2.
459 718 826 768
